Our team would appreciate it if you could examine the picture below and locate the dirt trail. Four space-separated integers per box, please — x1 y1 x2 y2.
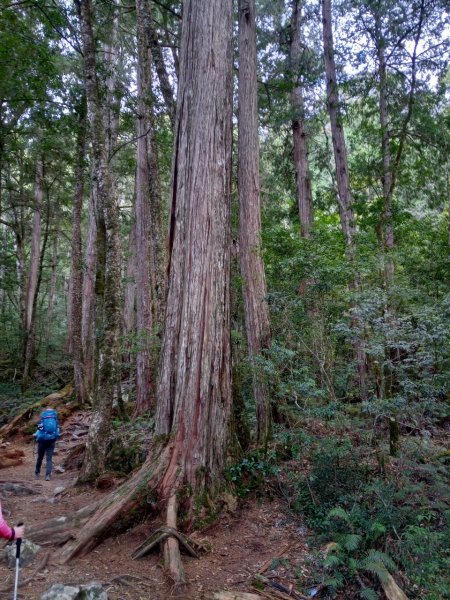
0 413 310 599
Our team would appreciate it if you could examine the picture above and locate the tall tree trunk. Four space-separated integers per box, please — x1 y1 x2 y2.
122 217 136 364
22 154 43 389
238 0 271 444
103 0 120 159
321 0 355 250
69 107 87 403
321 0 367 399
149 24 176 129
156 0 233 476
373 1 425 285
81 183 96 400
44 232 58 349
377 37 395 283
134 0 154 415
61 1 233 584
76 0 122 482
148 124 167 331
290 0 313 238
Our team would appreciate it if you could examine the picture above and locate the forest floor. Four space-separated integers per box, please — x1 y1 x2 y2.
0 409 314 600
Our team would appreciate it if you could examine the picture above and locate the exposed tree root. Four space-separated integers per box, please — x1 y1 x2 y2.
55 440 204 588
59 442 173 563
132 525 200 559
163 494 185 589
27 502 98 545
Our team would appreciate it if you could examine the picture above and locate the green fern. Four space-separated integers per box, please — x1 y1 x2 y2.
322 574 343 589
365 549 396 572
369 522 386 541
358 559 389 582
327 506 351 523
339 532 362 551
359 587 379 600
324 553 341 569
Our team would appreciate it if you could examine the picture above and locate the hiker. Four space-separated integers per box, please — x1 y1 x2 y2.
34 406 60 481
0 501 24 541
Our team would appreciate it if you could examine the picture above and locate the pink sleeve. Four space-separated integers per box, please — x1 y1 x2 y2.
0 502 13 540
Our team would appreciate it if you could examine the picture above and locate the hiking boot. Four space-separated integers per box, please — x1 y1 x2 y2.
45 474 51 481
35 473 40 479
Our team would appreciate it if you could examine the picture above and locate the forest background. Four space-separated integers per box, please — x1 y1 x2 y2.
0 0 449 598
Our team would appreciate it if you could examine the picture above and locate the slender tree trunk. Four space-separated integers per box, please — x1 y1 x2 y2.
122 217 136 364
148 125 167 331
377 40 395 283
45 233 58 349
290 0 313 238
69 108 87 403
22 154 43 389
238 0 271 444
321 0 355 249
61 1 234 583
76 0 122 482
81 183 96 400
150 24 176 129
103 0 120 159
321 0 367 398
373 1 425 284
134 0 154 415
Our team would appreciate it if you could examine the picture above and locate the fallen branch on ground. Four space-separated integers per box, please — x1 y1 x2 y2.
253 574 308 600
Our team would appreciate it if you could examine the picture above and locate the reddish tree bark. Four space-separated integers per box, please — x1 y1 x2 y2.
61 2 233 585
238 0 271 444
134 0 154 415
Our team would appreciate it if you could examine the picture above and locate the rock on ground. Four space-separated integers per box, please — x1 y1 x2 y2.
40 582 108 599
5 539 41 568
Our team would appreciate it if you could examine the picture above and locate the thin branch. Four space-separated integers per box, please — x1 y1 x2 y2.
108 127 152 162
151 0 181 19
33 1 83 56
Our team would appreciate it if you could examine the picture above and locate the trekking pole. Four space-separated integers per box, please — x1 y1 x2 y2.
12 522 23 600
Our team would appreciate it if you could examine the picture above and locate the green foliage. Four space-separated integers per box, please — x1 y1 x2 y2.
105 415 153 475
226 451 278 497
289 437 450 598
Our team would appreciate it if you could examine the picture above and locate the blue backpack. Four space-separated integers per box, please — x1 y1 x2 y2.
37 409 59 441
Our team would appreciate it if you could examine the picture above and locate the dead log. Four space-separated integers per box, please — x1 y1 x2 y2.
0 457 23 469
379 572 409 600
0 446 25 458
0 384 74 439
0 446 25 469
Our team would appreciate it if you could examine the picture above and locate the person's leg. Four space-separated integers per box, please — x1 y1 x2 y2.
35 441 46 476
45 440 55 478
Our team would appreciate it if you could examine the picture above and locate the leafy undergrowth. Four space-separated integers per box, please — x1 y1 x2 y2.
0 381 56 427
227 412 450 600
